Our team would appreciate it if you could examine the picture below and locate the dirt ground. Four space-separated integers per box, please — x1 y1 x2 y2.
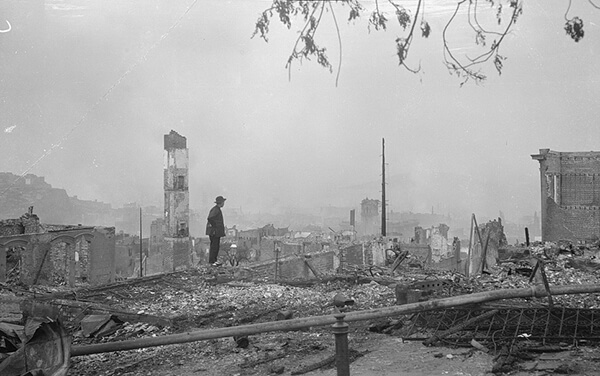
69 327 600 376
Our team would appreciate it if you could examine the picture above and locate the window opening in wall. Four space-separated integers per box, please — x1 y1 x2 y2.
175 175 185 190
178 222 188 237
6 246 23 284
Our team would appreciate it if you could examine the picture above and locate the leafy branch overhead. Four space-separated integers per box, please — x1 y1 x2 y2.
252 0 596 85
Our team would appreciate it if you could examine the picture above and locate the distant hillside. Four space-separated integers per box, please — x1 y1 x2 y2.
0 172 112 225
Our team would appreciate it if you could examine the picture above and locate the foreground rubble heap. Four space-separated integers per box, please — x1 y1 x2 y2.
1 240 600 375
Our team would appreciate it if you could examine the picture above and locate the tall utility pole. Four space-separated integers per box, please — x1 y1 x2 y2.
139 207 143 277
381 138 386 237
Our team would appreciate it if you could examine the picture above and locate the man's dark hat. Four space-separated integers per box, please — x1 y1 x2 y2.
215 196 226 203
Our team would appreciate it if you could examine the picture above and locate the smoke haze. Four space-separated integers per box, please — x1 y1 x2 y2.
1 0 599 225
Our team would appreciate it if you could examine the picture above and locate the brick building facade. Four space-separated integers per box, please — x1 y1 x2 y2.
0 210 116 286
532 149 600 242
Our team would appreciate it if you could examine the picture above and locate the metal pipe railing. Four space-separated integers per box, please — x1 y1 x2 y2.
71 284 600 357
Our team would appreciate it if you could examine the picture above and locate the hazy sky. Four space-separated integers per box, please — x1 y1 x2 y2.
1 0 599 223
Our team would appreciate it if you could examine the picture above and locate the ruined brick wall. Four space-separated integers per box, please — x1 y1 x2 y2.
336 242 384 267
3 226 115 286
466 219 506 276
282 243 302 256
429 229 449 263
402 244 431 264
546 198 600 241
21 234 50 285
171 238 191 270
302 251 334 276
250 251 335 280
0 213 40 236
342 244 364 267
532 149 600 242
149 218 165 269
88 227 116 285
414 227 428 244
115 239 136 278
370 242 386 266
258 238 275 262
49 241 71 285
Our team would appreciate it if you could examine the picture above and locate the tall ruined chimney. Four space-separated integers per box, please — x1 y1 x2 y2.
163 130 189 238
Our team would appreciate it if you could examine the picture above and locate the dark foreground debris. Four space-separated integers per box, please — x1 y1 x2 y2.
0 318 70 376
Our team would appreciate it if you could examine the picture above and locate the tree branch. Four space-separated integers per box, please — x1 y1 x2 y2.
329 2 343 87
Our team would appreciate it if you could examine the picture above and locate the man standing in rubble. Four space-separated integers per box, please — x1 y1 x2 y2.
206 195 226 266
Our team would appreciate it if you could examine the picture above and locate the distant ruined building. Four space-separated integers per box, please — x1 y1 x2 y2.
532 149 600 242
360 198 380 236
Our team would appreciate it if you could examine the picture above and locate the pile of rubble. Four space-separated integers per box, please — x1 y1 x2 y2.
1 240 600 375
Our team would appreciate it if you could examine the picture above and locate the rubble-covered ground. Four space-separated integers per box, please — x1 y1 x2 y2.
3 241 600 375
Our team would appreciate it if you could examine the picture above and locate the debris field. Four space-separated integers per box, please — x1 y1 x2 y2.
2 241 600 375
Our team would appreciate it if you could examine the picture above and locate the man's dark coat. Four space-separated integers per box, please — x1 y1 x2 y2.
206 205 225 237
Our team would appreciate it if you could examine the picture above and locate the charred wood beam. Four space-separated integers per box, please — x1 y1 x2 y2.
22 298 171 327
36 274 167 300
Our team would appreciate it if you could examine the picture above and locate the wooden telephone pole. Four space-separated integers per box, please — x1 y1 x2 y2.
381 138 386 237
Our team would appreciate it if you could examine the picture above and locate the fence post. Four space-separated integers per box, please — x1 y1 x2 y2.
274 245 280 280
332 313 350 376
